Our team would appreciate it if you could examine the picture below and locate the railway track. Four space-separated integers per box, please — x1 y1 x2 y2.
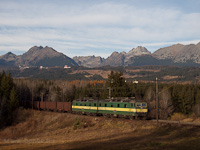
151 119 200 127
22 101 200 127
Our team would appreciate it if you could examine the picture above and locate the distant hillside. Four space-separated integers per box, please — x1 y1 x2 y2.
5 65 200 82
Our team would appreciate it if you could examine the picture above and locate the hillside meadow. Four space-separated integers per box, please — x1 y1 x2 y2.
0 109 200 150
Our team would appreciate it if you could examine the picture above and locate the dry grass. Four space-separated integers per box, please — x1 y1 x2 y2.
0 109 200 150
70 70 111 79
126 69 160 73
170 113 187 121
162 75 179 80
170 113 200 123
70 69 160 79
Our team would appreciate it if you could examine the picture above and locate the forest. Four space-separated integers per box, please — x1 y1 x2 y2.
1 70 200 128
14 71 200 118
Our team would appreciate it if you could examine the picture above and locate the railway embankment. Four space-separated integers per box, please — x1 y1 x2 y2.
152 119 200 126
0 109 200 150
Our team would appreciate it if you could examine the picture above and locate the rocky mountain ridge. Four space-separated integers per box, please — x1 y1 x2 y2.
0 46 78 68
73 46 152 67
0 42 200 68
153 42 200 64
74 42 200 67
73 55 105 68
0 52 17 61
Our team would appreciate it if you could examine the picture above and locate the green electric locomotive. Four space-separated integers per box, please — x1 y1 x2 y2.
72 98 148 119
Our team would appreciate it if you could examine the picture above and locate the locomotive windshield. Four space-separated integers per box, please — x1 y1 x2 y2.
136 103 141 107
142 103 147 107
136 102 147 107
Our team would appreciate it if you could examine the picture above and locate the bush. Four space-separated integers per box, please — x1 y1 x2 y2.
73 117 81 130
170 113 187 121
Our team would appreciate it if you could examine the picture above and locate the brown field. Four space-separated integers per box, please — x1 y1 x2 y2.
0 109 200 150
70 70 111 79
126 69 160 73
162 75 179 80
70 69 151 79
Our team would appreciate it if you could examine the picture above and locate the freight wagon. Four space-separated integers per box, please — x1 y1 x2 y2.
32 101 72 112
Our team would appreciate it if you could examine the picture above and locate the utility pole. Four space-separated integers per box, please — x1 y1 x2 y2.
62 84 65 111
32 87 33 110
62 84 64 102
108 87 112 99
156 77 159 124
108 79 113 99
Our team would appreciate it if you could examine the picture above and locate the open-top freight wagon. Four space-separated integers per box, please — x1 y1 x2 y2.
32 101 72 112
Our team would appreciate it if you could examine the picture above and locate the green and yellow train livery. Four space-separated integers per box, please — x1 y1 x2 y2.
72 98 148 119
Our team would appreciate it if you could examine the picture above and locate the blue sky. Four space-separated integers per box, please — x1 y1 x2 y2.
0 0 200 58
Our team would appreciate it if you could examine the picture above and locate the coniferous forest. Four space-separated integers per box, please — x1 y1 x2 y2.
0 71 18 128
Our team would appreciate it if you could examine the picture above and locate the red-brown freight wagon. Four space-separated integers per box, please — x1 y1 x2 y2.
30 101 72 112
57 102 65 111
64 102 72 112
33 101 40 110
45 101 57 111
57 102 72 112
40 101 46 110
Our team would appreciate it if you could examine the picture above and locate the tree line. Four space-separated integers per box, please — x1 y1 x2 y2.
14 71 200 119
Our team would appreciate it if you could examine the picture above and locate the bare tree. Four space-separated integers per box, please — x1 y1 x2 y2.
159 87 174 119
193 103 200 117
144 86 155 119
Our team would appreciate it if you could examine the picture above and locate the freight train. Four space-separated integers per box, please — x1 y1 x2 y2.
22 98 148 119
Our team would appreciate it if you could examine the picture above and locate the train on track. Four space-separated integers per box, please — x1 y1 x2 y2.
22 98 148 119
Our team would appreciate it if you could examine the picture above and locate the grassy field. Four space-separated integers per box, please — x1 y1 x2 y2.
0 109 200 150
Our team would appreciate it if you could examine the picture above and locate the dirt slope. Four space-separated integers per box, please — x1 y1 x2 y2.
0 109 200 150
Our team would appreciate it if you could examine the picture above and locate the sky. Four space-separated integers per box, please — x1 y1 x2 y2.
0 0 200 58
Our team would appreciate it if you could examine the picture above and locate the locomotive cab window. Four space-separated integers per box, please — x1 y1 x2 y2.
136 103 141 107
142 103 147 107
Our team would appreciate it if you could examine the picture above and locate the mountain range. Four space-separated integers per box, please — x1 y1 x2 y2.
73 42 200 67
0 42 200 68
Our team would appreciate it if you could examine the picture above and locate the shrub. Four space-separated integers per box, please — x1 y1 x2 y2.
170 113 187 121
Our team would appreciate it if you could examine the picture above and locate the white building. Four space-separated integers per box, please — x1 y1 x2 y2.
64 65 71 69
